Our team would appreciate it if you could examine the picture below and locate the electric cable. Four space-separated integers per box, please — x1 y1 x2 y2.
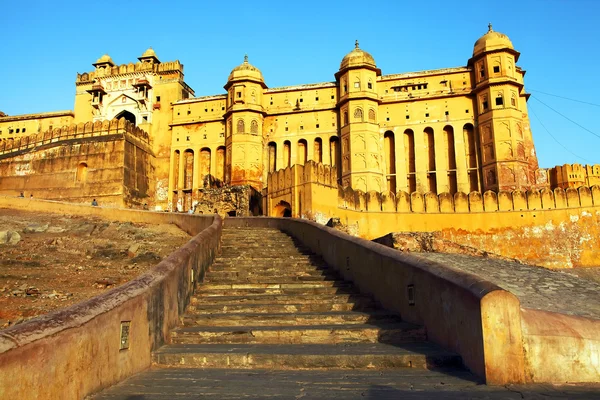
529 104 592 164
529 89 600 108
530 96 600 141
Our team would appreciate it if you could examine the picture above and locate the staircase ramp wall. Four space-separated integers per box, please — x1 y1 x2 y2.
225 217 526 385
0 198 222 399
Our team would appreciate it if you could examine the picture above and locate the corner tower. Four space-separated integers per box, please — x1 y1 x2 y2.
335 41 383 192
469 24 540 191
223 56 267 188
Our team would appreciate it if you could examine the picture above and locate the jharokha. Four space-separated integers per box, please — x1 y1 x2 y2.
1 25 599 220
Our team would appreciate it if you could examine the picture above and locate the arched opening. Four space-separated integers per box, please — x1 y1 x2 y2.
283 140 291 168
268 142 277 172
444 125 457 194
329 136 341 182
404 129 416 193
115 110 136 126
76 162 88 183
424 127 436 193
237 119 245 134
384 131 396 193
274 201 292 217
183 149 194 190
297 139 307 165
314 138 322 163
172 150 180 189
216 146 226 183
200 148 211 187
354 107 363 122
463 123 481 192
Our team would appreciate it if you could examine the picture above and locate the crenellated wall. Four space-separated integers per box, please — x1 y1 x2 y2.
0 119 154 207
267 161 600 267
76 60 184 84
550 163 600 189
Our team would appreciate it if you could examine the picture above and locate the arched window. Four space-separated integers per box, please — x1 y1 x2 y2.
495 93 504 107
250 120 258 134
237 119 245 134
227 120 232 137
76 162 88 183
367 79 373 90
354 108 363 121
511 93 517 108
343 111 349 125
368 108 376 121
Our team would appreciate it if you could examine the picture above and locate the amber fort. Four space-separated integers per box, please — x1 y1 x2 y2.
0 24 598 221
1 24 600 399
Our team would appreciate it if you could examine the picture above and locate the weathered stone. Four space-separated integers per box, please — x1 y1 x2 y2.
127 243 140 258
0 230 21 245
23 223 49 233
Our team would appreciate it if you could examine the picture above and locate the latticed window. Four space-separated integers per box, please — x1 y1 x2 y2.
251 120 258 134
368 108 376 121
354 107 363 121
237 119 245 134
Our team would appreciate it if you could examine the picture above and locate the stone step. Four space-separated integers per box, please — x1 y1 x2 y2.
194 285 356 298
170 322 426 345
203 274 338 284
186 301 377 314
190 293 369 305
210 261 328 270
209 265 328 276
199 281 350 290
153 343 461 370
180 311 400 327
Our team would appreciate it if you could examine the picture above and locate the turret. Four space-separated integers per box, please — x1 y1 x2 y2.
335 41 383 192
223 55 267 188
469 24 539 191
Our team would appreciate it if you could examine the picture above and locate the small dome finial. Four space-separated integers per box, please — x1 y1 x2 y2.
488 22 493 32
355 40 359 49
244 54 248 63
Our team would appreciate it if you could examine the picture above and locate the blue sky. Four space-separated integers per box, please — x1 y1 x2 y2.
1 0 599 168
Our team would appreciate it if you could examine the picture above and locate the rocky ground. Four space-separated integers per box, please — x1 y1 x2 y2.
0 208 190 328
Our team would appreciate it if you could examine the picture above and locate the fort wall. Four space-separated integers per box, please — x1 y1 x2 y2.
0 198 221 399
267 161 600 267
0 119 153 207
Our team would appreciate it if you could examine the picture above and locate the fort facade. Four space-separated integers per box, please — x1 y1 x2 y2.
0 25 598 222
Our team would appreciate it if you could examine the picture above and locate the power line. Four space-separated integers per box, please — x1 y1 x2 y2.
529 89 600 108
530 95 600 141
529 104 592 164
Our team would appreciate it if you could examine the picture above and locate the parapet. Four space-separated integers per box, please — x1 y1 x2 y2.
0 119 151 157
76 60 184 84
267 161 600 214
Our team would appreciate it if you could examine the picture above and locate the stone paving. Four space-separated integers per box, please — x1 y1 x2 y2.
91 368 600 399
414 253 600 319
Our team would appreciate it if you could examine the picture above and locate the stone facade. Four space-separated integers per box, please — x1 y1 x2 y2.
0 119 152 207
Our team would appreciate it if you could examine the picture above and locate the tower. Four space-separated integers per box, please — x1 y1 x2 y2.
469 24 540 192
223 56 267 188
335 41 383 192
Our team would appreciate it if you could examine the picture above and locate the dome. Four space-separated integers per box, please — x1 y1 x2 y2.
227 55 264 83
93 54 115 66
139 47 160 63
473 24 514 56
340 40 377 70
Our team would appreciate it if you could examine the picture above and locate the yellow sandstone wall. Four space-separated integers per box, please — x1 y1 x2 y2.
268 161 600 268
0 119 153 207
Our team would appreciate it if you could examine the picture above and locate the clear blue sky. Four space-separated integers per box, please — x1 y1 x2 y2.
1 0 599 168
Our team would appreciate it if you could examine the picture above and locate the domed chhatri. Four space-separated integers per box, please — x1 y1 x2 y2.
138 47 160 63
227 54 264 83
93 54 115 67
340 40 377 70
473 23 514 56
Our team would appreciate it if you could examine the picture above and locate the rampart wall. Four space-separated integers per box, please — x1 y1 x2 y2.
0 197 221 399
267 162 600 268
0 119 153 207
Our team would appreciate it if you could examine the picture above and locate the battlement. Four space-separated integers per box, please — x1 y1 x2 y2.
0 110 74 123
550 163 600 189
268 161 600 215
0 119 150 158
76 61 184 84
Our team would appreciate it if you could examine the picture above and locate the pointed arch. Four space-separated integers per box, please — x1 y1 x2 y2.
250 120 258 134
236 119 245 134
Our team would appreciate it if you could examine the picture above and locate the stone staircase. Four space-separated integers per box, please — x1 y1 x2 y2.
152 227 462 370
